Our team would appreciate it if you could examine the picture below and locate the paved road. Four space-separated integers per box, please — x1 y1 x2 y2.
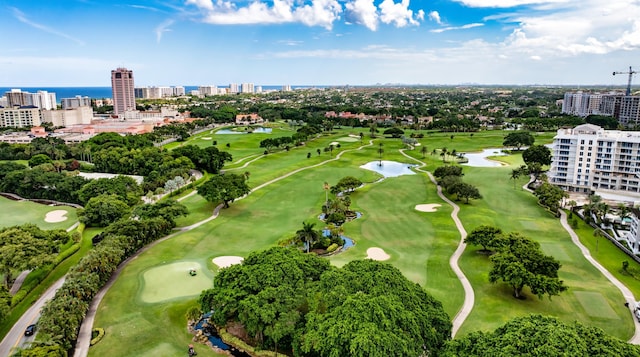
0 277 65 357
399 150 474 337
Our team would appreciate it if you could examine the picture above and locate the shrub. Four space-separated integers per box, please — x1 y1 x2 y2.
90 327 105 346
326 243 338 253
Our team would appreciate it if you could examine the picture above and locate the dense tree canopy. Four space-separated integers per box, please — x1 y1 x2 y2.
198 173 250 208
465 225 503 252
171 145 232 174
534 182 568 213
77 175 143 206
443 314 640 356
489 232 567 299
78 194 131 227
503 132 535 150
522 144 552 166
0 224 69 288
199 248 451 357
330 176 363 195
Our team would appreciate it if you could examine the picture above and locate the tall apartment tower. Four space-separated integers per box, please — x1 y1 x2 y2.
111 67 136 116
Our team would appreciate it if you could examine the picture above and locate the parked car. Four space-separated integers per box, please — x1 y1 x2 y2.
24 324 36 336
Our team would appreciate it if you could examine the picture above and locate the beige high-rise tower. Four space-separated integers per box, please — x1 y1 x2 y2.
111 67 136 116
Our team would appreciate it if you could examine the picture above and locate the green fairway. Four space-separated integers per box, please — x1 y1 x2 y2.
451 154 634 339
90 128 638 356
0 196 78 230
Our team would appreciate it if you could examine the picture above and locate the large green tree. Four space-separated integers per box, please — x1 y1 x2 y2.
489 233 566 299
443 314 640 356
78 194 131 227
0 225 67 288
198 173 250 208
465 225 503 252
522 144 552 166
199 248 451 356
503 132 534 150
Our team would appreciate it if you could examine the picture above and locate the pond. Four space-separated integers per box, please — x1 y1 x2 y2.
461 148 508 167
194 313 251 357
215 127 272 134
360 161 417 177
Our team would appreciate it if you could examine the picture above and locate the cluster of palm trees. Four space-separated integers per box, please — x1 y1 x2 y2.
581 194 631 227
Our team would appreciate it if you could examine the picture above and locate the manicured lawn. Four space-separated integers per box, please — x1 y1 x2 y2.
91 128 636 356
0 196 78 231
452 154 634 339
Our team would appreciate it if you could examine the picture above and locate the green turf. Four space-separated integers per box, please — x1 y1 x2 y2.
140 261 213 303
90 128 637 355
573 291 618 318
0 196 78 230
451 153 634 339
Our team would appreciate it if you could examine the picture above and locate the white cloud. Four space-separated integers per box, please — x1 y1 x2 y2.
428 11 441 24
155 19 174 43
451 0 567 8
500 0 640 57
277 40 304 46
345 0 379 31
11 7 85 46
185 0 214 11
185 0 425 30
431 23 484 33
186 0 341 30
379 0 423 27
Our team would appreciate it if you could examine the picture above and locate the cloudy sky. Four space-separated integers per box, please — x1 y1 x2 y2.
0 0 639 86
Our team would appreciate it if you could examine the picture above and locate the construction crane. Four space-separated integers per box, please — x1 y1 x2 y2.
613 66 637 96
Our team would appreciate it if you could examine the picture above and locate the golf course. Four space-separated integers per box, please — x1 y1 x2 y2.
45 125 636 357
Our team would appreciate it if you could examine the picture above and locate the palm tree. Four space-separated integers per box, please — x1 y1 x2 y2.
421 146 428 158
510 168 522 189
296 222 321 253
440 147 448 163
377 143 384 166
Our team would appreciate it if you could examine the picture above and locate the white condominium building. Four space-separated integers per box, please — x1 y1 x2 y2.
0 107 42 127
549 124 640 194
240 83 254 93
61 96 91 109
4 89 57 110
198 85 218 96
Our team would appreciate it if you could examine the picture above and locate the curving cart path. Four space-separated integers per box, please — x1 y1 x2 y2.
400 150 474 337
558 210 640 344
73 140 375 356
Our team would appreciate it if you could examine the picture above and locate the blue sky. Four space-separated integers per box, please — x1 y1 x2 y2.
0 0 639 86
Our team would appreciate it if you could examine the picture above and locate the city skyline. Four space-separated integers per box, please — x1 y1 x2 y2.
0 0 639 87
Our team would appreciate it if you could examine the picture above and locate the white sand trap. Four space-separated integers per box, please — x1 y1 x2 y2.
212 256 244 268
202 137 212 140
367 247 390 261
337 137 359 142
329 141 340 146
348 134 360 138
45 210 68 223
415 204 441 212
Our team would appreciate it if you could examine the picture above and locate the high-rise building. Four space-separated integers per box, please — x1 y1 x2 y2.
548 124 640 194
111 67 136 116
198 85 217 96
229 83 239 93
4 89 56 110
61 96 91 109
241 83 254 93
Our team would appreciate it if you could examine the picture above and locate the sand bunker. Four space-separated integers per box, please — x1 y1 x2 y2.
415 204 442 212
329 141 340 146
366 247 390 261
212 256 244 268
45 210 68 223
201 137 212 140
337 137 359 142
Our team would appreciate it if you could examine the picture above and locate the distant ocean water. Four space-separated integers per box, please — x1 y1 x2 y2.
0 85 329 104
